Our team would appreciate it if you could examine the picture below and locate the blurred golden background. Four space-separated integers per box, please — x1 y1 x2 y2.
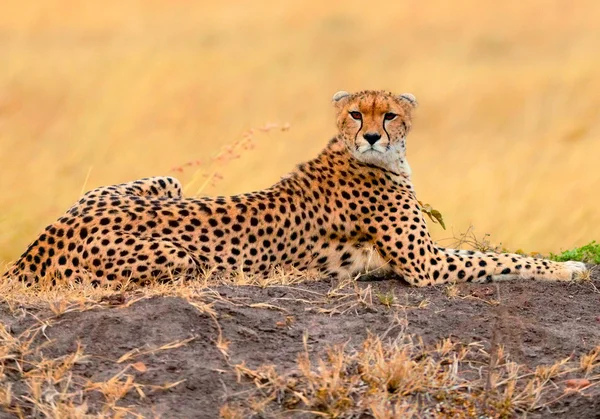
1 0 599 264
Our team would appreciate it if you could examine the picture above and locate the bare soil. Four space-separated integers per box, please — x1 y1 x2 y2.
1 268 599 418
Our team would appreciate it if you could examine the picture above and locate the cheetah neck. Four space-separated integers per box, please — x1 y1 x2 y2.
283 137 414 195
329 136 412 181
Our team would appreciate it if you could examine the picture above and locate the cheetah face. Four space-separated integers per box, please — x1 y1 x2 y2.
332 90 417 174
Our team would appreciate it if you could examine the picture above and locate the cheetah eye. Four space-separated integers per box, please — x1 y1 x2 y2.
384 113 397 121
349 111 362 120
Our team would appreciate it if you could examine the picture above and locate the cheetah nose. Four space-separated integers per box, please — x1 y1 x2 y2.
363 132 381 145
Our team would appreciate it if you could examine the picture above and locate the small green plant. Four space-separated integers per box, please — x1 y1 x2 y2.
376 291 395 308
549 241 600 264
419 201 446 230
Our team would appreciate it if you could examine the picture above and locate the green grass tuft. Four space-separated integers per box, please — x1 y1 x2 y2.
549 241 600 264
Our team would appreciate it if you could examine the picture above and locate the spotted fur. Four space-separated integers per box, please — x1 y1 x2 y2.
2 90 587 288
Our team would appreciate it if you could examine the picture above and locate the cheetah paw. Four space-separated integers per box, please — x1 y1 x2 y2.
564 261 589 281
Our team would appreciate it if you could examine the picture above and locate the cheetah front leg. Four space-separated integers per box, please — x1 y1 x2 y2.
372 225 587 286
426 247 587 285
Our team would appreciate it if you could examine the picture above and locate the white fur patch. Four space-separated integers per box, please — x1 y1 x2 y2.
563 261 588 279
332 91 350 102
353 140 412 178
398 93 418 107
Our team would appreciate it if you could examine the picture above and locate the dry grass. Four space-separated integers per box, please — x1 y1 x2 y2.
1 0 599 266
227 327 600 418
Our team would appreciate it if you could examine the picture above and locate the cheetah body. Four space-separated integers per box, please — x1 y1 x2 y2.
2 90 587 287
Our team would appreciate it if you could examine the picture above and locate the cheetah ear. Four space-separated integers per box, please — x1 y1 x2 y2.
398 93 418 108
332 91 350 103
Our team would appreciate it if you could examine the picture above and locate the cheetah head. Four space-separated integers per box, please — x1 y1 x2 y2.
332 90 417 176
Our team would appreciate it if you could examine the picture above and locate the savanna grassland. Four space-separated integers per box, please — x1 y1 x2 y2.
0 2 599 418
1 0 600 266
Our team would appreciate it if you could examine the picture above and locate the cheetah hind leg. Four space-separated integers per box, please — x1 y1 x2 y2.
63 233 201 288
77 176 183 201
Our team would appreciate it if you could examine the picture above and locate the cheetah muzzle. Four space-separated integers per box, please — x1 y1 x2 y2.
2 90 588 288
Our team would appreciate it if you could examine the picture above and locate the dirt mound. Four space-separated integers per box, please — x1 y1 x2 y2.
0 269 599 418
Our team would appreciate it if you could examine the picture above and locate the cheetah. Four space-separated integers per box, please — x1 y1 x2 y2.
2 90 588 288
